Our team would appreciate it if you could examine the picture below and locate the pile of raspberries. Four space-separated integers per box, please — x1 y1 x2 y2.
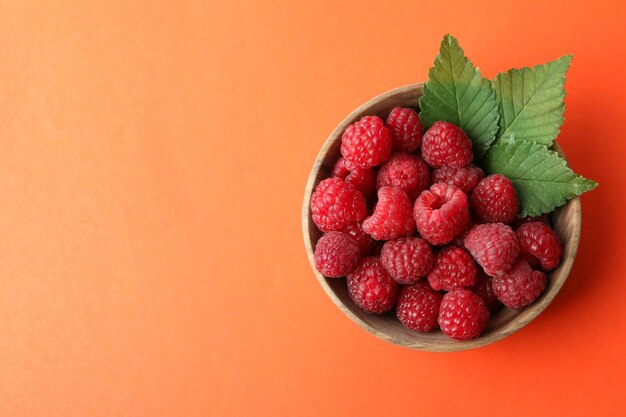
311 108 563 341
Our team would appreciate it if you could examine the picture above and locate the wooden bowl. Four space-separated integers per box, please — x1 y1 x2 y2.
302 83 582 352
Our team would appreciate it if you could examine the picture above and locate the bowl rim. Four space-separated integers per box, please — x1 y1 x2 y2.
302 83 582 352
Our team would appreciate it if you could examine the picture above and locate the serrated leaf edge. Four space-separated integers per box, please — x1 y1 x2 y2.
492 55 573 146
485 137 597 216
419 34 500 159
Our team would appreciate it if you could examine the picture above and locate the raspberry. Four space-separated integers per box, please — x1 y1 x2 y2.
492 259 547 309
470 271 502 314
314 232 360 277
516 222 563 271
438 289 489 340
432 164 484 193
396 281 442 332
464 223 519 277
347 257 398 314
380 237 433 284
470 174 519 224
362 187 415 240
427 246 478 291
421 121 473 168
340 115 392 168
342 222 373 256
413 183 470 245
332 157 376 198
376 153 431 200
386 107 423 152
311 177 367 232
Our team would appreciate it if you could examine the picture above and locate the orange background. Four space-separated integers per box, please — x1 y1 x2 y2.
0 1 624 416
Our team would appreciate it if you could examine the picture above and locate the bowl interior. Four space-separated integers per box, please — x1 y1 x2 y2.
302 84 581 352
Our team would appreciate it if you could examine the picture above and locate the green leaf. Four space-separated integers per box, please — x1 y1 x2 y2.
483 137 597 217
492 55 572 145
419 34 499 159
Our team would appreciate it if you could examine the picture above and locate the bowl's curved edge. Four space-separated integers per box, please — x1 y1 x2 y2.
302 84 582 352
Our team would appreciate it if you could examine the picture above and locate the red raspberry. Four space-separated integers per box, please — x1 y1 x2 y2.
514 216 551 270
470 174 519 224
516 222 563 271
347 257 398 314
421 121 473 168
376 153 431 200
311 177 367 232
427 246 478 291
386 107 423 152
396 281 442 332
492 259 547 309
332 157 376 198
380 237 433 284
470 271 502 314
340 115 392 168
413 183 470 245
438 289 489 340
314 232 360 277
432 164 484 193
464 223 519 277
342 222 373 256
362 187 415 240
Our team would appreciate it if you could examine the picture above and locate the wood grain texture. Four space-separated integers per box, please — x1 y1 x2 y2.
302 84 582 352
